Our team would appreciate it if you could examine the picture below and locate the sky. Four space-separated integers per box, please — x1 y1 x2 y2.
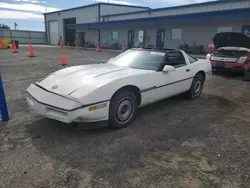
0 0 215 31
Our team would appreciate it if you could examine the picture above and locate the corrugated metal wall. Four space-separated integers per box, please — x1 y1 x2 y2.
45 5 99 44
0 29 46 44
44 1 250 50
100 4 148 16
104 0 250 21
81 20 250 52
45 4 149 44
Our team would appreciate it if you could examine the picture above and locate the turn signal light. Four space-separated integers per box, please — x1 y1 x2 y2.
238 56 247 64
89 103 107 111
89 106 96 111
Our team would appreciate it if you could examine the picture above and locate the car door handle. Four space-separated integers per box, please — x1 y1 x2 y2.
186 69 190 72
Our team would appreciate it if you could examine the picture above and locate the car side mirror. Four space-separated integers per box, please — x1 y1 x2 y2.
163 65 176 73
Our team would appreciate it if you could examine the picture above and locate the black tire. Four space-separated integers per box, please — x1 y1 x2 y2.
109 90 138 129
186 73 205 100
244 71 250 81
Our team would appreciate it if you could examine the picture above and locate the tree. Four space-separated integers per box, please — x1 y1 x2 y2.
0 24 10 29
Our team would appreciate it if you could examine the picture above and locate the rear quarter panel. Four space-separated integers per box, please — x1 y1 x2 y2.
190 59 212 80
181 51 212 81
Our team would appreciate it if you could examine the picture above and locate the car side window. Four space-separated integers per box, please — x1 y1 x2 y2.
164 52 186 68
186 54 198 64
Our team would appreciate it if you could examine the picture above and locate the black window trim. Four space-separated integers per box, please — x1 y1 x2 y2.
157 50 187 71
186 53 198 64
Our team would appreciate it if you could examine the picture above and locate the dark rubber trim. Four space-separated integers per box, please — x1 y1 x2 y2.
27 89 110 112
156 77 194 89
35 84 81 104
27 92 110 112
27 92 82 112
140 77 194 93
140 86 156 93
140 71 210 93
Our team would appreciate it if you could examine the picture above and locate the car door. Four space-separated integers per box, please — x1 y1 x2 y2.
154 51 193 101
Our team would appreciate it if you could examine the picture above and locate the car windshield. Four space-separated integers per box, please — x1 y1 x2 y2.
107 50 165 71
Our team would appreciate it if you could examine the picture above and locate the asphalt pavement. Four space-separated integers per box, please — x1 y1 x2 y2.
0 46 249 188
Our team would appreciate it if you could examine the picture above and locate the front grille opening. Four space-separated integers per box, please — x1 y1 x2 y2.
213 49 248 58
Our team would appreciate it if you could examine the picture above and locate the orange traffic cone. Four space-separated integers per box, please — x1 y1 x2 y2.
61 50 67 66
122 45 126 52
0 40 3 50
12 41 18 53
28 43 36 57
60 40 63 49
96 44 100 52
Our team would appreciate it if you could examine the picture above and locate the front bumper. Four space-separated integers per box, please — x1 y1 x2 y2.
27 84 109 123
211 61 244 72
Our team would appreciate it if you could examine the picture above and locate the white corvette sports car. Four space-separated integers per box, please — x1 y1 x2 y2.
27 48 212 129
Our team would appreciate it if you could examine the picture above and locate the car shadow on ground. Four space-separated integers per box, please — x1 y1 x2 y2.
23 95 237 178
25 93 236 138
25 93 237 158
23 93 240 188
213 71 245 81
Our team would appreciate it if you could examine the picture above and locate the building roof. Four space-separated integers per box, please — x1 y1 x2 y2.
44 2 150 15
66 7 250 29
100 0 244 18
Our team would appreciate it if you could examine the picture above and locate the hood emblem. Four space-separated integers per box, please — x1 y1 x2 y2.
51 85 58 90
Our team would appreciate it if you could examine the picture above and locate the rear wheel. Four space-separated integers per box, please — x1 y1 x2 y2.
109 91 138 129
186 73 205 100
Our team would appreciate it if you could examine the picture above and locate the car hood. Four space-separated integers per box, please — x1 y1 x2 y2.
36 64 149 96
212 32 250 49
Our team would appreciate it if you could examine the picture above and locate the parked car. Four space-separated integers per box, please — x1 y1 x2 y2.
208 43 216 53
26 48 212 129
208 32 250 80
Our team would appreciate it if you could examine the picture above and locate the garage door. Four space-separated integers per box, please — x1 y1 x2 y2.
49 21 59 45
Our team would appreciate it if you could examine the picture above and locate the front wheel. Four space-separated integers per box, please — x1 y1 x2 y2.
186 73 205 100
109 91 138 129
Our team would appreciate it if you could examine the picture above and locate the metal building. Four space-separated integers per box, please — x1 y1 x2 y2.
44 3 149 46
44 0 250 53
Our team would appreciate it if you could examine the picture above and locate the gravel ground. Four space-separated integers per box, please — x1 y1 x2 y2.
0 46 250 188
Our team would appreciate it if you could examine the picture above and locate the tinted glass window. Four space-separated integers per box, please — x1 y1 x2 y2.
186 54 198 64
108 50 165 71
112 31 118 41
165 52 186 67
